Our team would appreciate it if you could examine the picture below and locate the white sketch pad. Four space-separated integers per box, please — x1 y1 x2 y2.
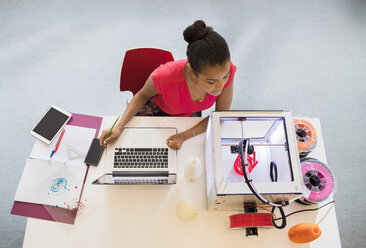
14 159 87 208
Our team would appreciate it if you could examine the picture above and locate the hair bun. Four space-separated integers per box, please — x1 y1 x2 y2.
183 20 213 44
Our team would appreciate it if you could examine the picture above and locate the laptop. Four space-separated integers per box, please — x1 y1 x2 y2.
92 127 177 185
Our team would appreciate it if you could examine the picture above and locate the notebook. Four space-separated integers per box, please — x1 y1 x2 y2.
93 127 177 185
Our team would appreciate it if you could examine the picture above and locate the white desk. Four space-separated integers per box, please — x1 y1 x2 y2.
23 117 341 248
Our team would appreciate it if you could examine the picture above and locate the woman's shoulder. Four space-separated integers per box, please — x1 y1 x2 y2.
153 59 187 85
161 59 187 69
229 61 237 74
227 60 237 83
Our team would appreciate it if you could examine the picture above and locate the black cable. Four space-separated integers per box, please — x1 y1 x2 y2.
271 206 287 229
270 161 278 182
272 200 335 221
239 139 287 229
239 139 276 206
268 161 287 228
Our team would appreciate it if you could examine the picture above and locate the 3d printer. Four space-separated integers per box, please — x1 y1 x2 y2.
205 111 303 212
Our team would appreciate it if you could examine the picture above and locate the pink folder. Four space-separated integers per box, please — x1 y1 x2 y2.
10 113 103 224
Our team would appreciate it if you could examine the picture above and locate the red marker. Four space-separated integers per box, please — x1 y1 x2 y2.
50 129 66 158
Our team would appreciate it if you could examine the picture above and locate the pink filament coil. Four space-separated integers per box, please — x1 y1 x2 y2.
299 158 335 204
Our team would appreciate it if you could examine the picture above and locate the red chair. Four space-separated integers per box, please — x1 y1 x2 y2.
120 48 174 95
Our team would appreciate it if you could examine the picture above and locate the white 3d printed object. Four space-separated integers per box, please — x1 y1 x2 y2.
184 157 203 182
177 200 199 221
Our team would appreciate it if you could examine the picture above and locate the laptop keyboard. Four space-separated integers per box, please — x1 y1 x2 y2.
113 178 169 184
114 148 168 169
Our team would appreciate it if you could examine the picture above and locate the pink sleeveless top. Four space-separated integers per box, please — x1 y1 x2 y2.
152 59 236 117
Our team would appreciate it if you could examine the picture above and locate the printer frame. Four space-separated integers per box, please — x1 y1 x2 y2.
205 111 303 211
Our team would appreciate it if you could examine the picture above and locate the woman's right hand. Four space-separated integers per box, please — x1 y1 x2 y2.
99 126 123 146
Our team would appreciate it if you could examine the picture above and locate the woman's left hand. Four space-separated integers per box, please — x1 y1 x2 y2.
166 133 186 150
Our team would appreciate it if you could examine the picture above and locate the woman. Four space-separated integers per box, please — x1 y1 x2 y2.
99 20 236 150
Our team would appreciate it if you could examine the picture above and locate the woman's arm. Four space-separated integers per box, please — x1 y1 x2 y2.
166 79 234 150
99 73 158 145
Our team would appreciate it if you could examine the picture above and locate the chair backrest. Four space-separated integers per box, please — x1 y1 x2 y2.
120 48 174 95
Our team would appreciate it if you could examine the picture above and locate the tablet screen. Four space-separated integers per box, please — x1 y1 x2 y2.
32 107 70 141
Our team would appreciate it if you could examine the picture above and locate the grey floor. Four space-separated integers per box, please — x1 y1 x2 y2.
1 0 365 247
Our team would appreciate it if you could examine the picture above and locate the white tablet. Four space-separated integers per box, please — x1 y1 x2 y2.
30 105 72 144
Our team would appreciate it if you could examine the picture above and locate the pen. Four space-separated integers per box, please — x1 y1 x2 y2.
103 116 120 143
50 129 66 158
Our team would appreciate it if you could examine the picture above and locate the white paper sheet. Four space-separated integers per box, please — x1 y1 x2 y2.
14 159 87 208
29 125 96 164
15 125 96 208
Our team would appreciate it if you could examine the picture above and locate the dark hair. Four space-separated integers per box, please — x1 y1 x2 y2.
183 20 230 74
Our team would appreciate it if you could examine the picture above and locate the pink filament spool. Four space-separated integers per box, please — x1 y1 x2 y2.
300 158 335 204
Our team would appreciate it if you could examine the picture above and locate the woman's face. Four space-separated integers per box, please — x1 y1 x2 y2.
193 61 231 96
